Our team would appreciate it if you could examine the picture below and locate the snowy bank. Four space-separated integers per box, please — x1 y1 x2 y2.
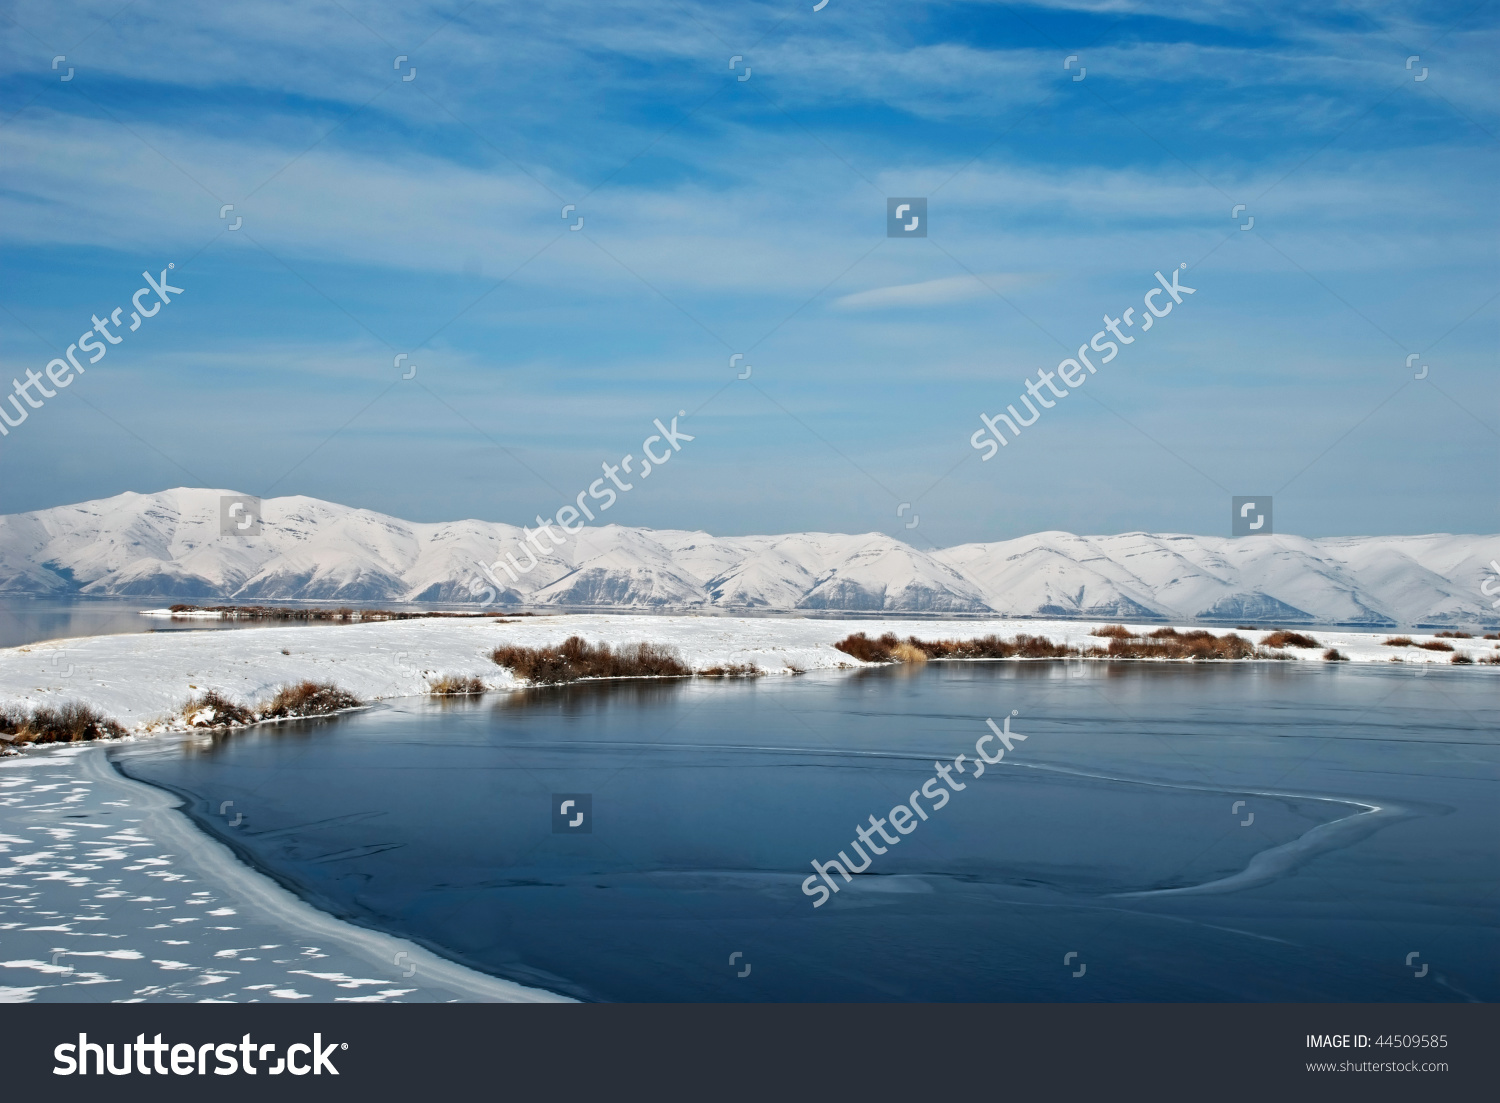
0 739 568 1002
0 615 1495 733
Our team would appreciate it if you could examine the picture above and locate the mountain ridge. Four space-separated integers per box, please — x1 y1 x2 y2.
0 488 1494 628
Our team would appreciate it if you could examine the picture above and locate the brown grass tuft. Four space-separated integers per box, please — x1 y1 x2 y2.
260 681 361 719
490 636 690 685
1434 630 1472 638
1323 648 1348 661
0 703 126 745
428 675 486 696
697 663 764 678
1450 652 1474 665
1416 640 1454 652
890 641 929 664
1383 636 1414 647
1262 631 1320 649
183 690 255 728
1091 624 1134 638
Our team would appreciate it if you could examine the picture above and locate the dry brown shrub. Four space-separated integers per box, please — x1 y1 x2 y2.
911 635 1018 659
836 632 1075 663
260 681 361 719
832 632 900 663
0 703 126 744
1090 624 1134 638
183 690 255 728
429 675 486 696
697 664 764 678
1416 640 1455 652
1383 636 1414 647
491 636 690 685
1323 648 1348 661
1450 652 1474 665
1013 634 1072 658
1434 630 1472 638
833 626 1299 665
1102 631 1261 661
1263 631 1320 649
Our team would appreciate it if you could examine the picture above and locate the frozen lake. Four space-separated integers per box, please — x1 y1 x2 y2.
108 661 1499 1002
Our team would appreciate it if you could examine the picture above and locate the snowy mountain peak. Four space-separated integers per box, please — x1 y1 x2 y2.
0 489 1494 627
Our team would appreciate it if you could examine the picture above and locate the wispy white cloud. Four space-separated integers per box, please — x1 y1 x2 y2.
832 273 1041 309
0 0 1494 538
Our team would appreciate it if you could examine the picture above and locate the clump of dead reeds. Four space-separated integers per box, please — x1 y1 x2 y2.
832 632 902 662
429 675 486 696
182 690 255 728
0 702 126 745
835 631 1074 663
259 681 362 719
890 641 928 664
1262 631 1320 649
697 664 764 678
1095 628 1264 661
490 636 691 685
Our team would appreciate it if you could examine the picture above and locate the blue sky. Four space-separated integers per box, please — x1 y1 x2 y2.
0 0 1496 546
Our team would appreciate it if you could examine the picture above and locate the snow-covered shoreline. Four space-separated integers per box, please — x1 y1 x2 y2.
0 738 570 1003
1 614 1495 733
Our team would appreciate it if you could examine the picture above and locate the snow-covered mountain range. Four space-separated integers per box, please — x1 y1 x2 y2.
0 489 1494 627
